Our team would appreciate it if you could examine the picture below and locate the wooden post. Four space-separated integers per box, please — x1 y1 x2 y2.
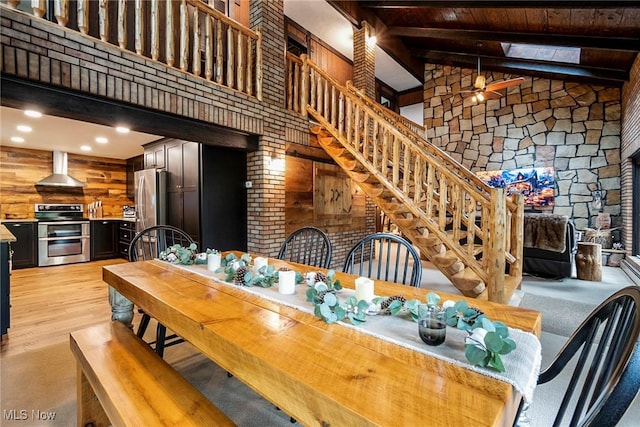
255 26 262 100
510 193 524 285
118 0 127 49
226 26 234 88
179 0 189 71
135 0 144 54
300 54 308 117
192 9 201 76
54 0 70 27
166 0 175 67
487 187 506 303
576 242 602 281
151 0 159 60
77 0 89 35
32 0 46 18
205 16 213 80
7 1 20 9
99 0 109 42
215 20 223 84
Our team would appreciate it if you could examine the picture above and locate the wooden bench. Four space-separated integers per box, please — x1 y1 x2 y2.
70 321 235 427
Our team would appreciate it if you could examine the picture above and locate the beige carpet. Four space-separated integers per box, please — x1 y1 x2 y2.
519 293 596 337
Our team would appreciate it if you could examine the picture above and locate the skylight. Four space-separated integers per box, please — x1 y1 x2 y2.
501 43 580 64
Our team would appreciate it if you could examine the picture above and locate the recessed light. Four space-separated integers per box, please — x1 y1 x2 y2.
115 126 130 134
24 110 42 118
95 136 108 143
10 136 25 143
16 125 32 132
81 145 92 151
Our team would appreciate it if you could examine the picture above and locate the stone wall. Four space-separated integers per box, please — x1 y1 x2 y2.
423 64 621 231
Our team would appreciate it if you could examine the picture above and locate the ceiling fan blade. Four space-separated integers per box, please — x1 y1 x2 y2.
485 77 525 92
484 90 503 99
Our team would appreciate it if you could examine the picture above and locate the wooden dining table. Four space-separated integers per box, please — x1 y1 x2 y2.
103 253 541 427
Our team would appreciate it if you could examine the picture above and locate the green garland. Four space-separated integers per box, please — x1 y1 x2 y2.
158 247 516 372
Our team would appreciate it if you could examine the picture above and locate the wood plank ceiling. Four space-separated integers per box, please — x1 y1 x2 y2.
330 1 640 88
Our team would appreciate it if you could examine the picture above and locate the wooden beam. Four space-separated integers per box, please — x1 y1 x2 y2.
362 1 639 9
328 1 424 83
389 27 640 52
0 75 259 152
413 51 628 86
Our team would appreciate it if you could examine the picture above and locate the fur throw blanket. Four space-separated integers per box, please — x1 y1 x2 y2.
523 213 568 253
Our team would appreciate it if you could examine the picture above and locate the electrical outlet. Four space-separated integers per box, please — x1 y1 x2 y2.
245 181 253 188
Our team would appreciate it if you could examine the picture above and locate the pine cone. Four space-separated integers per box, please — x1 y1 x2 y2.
233 266 248 286
316 289 335 304
381 295 406 310
314 271 327 284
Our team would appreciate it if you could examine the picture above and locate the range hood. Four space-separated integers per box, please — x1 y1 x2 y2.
35 151 86 188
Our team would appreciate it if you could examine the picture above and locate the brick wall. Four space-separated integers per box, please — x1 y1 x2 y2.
423 63 622 232
621 55 640 254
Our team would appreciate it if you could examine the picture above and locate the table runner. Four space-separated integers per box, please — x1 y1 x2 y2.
174 263 541 402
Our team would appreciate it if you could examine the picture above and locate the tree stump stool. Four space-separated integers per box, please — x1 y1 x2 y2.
576 242 602 281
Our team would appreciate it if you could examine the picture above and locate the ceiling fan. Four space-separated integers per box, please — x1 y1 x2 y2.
460 55 525 102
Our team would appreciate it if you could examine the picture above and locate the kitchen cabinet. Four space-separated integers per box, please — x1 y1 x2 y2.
90 220 119 260
1 231 13 341
143 141 166 169
147 138 247 252
126 155 144 200
4 221 38 269
118 220 136 260
166 140 200 245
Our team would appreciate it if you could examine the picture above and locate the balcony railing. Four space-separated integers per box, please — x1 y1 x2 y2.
7 0 262 99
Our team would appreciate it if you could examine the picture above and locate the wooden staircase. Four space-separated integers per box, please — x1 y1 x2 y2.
286 53 524 304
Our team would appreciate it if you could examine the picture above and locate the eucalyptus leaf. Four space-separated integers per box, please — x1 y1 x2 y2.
324 292 338 306
319 303 333 319
465 344 488 366
306 288 317 303
480 317 496 332
333 305 345 321
388 300 404 316
489 352 505 372
484 331 504 353
426 292 441 306
493 321 509 338
500 337 517 354
345 296 358 307
357 300 370 313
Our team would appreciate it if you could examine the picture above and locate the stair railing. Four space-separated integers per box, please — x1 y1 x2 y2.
286 53 524 302
6 0 262 99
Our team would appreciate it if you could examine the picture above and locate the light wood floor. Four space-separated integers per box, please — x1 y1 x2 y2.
1 259 129 358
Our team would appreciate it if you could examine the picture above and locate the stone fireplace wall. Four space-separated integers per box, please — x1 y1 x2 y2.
423 64 621 231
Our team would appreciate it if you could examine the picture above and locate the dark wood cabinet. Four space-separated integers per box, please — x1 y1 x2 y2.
4 222 37 269
146 138 248 252
126 155 144 200
90 220 119 260
118 221 136 260
143 142 166 169
166 141 201 245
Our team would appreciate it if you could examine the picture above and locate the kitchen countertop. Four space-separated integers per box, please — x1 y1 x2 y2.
0 225 17 243
1 218 38 223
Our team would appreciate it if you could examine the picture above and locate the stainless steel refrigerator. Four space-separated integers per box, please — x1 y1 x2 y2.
134 169 167 233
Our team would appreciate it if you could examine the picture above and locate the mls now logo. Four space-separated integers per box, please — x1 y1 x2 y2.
3 409 56 421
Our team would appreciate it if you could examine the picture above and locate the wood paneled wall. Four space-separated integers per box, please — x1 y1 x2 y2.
0 146 132 219
284 156 366 235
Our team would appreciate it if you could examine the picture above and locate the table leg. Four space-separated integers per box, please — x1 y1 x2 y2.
109 286 134 329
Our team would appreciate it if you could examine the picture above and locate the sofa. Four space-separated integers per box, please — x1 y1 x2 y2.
522 213 577 279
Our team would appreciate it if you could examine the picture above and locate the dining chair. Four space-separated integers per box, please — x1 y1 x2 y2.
277 226 333 269
342 233 422 287
128 224 195 357
518 285 640 427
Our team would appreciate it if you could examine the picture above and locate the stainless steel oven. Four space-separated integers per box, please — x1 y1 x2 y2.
35 204 91 267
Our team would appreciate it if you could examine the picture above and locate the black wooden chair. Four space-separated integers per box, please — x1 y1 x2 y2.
518 285 640 426
342 233 422 287
128 225 194 357
277 226 332 269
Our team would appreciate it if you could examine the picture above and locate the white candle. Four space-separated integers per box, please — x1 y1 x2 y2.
278 270 296 295
207 252 221 271
254 257 268 271
355 277 375 302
